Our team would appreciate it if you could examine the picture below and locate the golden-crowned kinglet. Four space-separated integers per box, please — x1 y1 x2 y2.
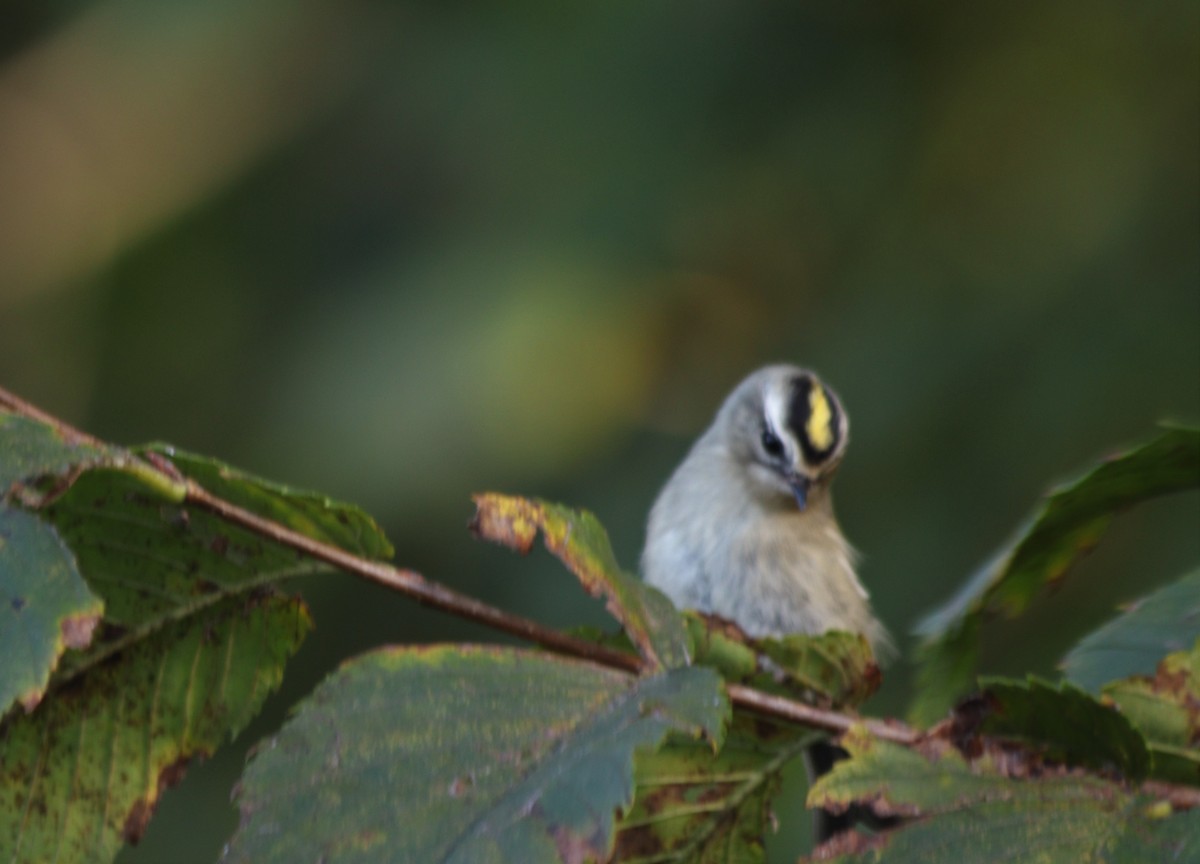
641 364 891 656
641 364 894 842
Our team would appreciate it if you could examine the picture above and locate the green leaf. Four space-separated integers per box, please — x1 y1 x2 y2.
225 646 727 864
1 446 369 862
1103 642 1200 784
617 713 814 863
808 726 996 818
756 631 881 709
980 676 1150 780
909 617 979 727
684 613 881 708
42 467 326 653
807 726 1200 864
0 510 101 715
0 594 309 864
470 493 691 670
912 426 1200 725
1063 569 1200 693
0 413 113 716
144 445 394 560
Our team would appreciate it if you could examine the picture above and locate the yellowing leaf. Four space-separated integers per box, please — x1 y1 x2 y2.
471 493 690 670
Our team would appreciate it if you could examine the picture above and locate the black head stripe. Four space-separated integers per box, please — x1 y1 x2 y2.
788 375 841 465
786 375 813 441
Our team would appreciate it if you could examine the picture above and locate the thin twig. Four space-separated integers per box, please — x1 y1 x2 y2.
1141 780 1200 810
0 388 105 448
726 684 919 745
184 483 645 674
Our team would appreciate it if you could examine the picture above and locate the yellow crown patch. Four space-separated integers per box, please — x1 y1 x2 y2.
806 384 834 452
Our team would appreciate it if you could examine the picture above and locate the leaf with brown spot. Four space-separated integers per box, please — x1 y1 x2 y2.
1 433 381 863
40 457 368 683
123 799 155 845
0 594 309 864
1104 640 1200 783
912 426 1200 725
59 611 99 650
978 676 1151 780
755 630 881 709
684 612 881 709
470 493 691 670
617 711 815 864
224 646 727 864
0 509 102 716
807 829 885 862
122 756 194 845
0 413 118 717
806 725 1200 863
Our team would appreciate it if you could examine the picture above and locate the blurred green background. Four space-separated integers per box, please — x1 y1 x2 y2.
2 1 1197 861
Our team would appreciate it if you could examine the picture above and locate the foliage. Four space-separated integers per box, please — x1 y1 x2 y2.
1062 569 1200 693
227 648 725 864
1 407 1198 863
911 426 1200 725
808 726 1199 863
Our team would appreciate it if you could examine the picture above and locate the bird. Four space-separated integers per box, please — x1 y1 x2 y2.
641 363 890 653
640 363 892 841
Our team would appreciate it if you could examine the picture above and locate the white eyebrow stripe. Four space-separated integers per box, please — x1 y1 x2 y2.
762 378 790 441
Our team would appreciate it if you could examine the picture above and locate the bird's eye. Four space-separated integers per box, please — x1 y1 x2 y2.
760 427 785 458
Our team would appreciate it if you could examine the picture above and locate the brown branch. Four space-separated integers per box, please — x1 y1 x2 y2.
0 387 105 448
184 483 644 674
726 684 919 745
1141 780 1200 810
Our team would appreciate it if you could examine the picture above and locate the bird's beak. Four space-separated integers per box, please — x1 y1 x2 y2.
787 473 811 511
